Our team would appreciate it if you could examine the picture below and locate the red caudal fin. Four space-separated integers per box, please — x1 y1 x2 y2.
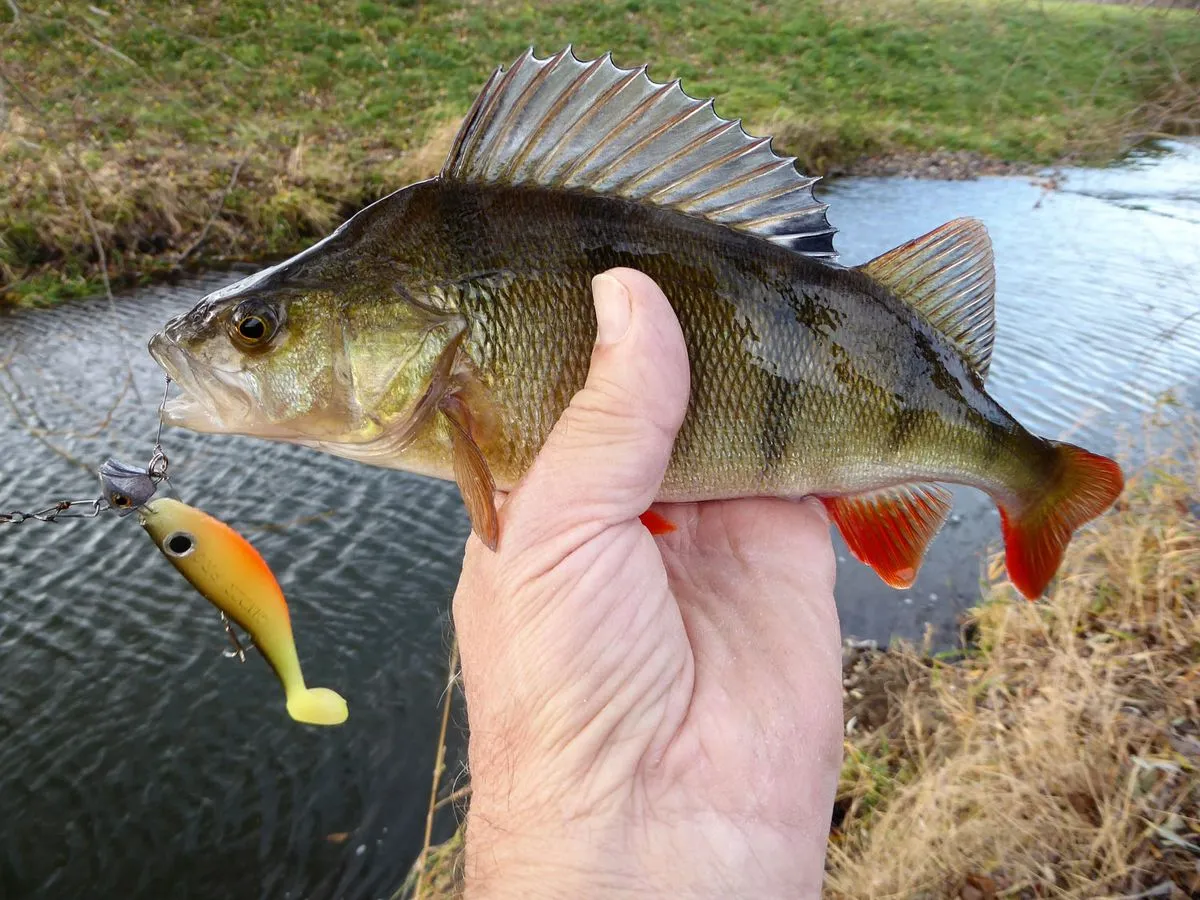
999 442 1124 600
639 509 677 535
822 483 953 589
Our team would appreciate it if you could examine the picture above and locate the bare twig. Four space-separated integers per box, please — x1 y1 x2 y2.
80 203 113 305
76 29 140 69
0 70 109 202
5 7 164 88
432 784 471 812
0 375 91 474
0 67 39 117
0 75 145 424
80 200 143 404
11 366 137 442
70 370 135 438
413 641 460 900
55 15 162 88
176 156 247 265
987 32 1034 122
4 0 20 25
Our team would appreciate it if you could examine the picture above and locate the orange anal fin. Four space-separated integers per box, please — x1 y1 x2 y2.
999 443 1124 600
440 393 500 550
822 483 953 589
639 509 676 535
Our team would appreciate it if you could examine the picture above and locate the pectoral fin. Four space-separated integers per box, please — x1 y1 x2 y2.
440 393 500 550
821 483 953 588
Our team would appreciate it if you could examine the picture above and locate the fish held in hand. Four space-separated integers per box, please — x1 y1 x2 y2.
139 497 348 726
147 46 1123 599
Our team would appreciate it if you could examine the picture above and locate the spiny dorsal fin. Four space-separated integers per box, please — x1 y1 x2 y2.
858 218 996 379
822 483 953 589
442 46 837 260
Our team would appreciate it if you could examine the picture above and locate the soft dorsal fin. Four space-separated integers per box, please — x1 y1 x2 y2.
858 218 996 379
442 46 837 260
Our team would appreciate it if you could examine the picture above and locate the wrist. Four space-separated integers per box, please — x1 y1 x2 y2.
462 820 645 900
461 806 827 900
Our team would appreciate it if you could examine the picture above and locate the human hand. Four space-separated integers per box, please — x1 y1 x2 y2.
452 268 844 899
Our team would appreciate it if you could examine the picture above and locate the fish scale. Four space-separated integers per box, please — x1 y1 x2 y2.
423 182 998 501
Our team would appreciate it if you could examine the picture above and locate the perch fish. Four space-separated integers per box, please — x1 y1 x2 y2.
147 46 1123 599
139 497 348 726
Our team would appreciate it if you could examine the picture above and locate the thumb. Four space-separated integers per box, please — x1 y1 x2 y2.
499 267 691 550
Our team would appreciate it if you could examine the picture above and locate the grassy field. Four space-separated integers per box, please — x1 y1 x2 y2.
1 0 1197 305
400 414 1200 899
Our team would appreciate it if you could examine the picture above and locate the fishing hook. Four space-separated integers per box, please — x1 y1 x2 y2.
219 611 257 663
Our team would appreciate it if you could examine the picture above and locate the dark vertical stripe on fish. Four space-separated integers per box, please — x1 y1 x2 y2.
889 404 922 456
758 369 793 478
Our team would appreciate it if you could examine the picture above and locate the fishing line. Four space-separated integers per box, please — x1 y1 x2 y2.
0 377 173 524
0 374 260 662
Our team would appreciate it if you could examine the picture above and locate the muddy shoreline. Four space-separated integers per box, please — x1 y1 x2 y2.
836 150 1046 180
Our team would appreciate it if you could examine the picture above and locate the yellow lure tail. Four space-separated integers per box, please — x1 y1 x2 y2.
287 687 349 726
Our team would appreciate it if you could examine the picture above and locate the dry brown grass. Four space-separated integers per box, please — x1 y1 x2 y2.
396 827 466 900
831 420 1200 899
401 417 1200 899
0 103 457 305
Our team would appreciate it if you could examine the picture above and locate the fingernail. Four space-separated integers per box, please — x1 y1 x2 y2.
803 496 830 525
592 273 631 345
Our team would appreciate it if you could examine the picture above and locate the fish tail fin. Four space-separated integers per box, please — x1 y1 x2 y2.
286 687 349 726
997 442 1123 600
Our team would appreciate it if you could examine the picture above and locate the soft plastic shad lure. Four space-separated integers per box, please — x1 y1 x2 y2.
137 497 348 727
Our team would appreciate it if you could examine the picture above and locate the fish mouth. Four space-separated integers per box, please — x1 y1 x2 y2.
147 330 254 434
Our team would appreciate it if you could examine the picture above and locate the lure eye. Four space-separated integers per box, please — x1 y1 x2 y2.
111 492 131 509
164 531 196 558
229 300 280 348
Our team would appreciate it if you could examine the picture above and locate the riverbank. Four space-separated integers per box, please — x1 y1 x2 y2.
3 0 1198 306
400 415 1200 899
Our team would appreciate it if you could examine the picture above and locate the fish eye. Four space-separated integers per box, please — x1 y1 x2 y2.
239 316 267 340
229 300 280 348
164 531 196 558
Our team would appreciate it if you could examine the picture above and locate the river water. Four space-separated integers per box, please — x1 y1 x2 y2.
1 140 1198 899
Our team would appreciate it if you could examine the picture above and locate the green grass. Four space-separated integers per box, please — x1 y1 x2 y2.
2 0 1197 305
